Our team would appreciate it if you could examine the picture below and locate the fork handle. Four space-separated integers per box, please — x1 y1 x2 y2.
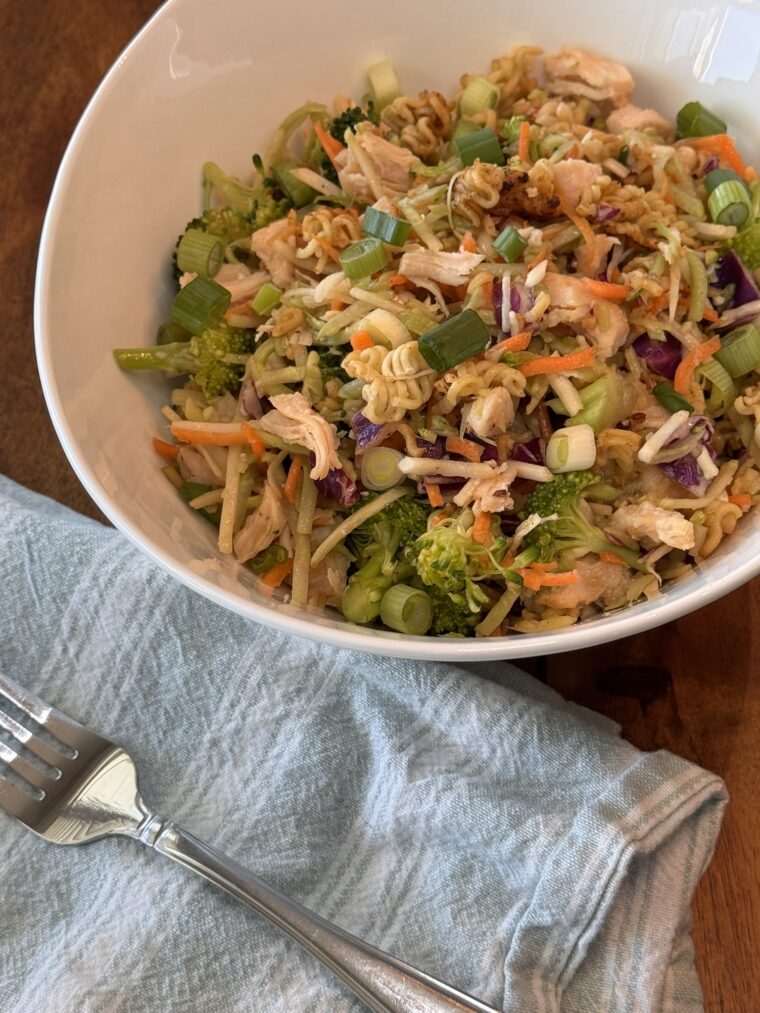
148 821 500 1013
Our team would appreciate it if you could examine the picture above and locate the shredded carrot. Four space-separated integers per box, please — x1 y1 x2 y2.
260 558 294 588
520 347 595 377
564 143 580 159
153 437 178 461
599 550 629 567
728 494 752 508
490 331 532 354
518 120 531 163
531 561 558 572
283 456 303 504
527 244 550 272
582 278 631 302
313 120 344 165
702 305 719 323
350 330 374 352
483 276 494 304
460 231 477 253
517 569 543 590
330 297 345 311
389 273 409 288
445 435 483 462
472 512 493 546
679 134 749 180
501 553 515 568
171 421 249 447
649 291 670 315
424 481 444 508
243 423 266 458
317 238 341 264
558 197 595 249
673 336 721 395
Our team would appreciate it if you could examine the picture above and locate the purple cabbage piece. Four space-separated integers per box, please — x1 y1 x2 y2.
511 437 545 465
351 411 388 452
714 250 760 313
510 281 533 315
701 155 719 175
239 379 263 420
660 454 708 495
416 436 446 459
595 203 621 223
632 333 682 381
314 466 360 507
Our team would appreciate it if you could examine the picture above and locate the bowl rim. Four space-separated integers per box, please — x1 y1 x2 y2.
33 0 760 660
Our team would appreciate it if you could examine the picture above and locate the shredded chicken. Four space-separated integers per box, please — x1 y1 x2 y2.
552 159 603 207
398 247 484 287
606 104 672 136
609 503 695 551
492 168 560 220
585 300 630 358
256 393 340 479
466 388 515 439
453 462 518 515
233 480 285 564
536 555 633 609
335 128 420 202
250 213 299 288
177 446 225 487
544 47 634 107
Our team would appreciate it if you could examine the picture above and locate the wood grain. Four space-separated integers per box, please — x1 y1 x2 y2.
1 4 758 1010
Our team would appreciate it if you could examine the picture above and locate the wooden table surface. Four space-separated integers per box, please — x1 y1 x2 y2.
2 5 758 1010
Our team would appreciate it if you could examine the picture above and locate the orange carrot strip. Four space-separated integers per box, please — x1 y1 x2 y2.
582 278 631 302
445 435 483 462
702 305 719 323
518 120 531 163
424 481 444 508
531 561 558 572
472 512 493 546
314 120 344 164
599 550 629 567
171 422 249 447
460 231 477 253
728 494 752 508
649 291 670 315
389 274 409 287
518 569 544 590
490 331 532 354
558 197 595 249
243 423 266 458
673 337 721 395
283 456 303 504
350 330 374 352
536 570 579 586
520 347 595 377
261 558 294 588
330 297 345 311
483 276 494 304
501 553 515 568
317 238 341 264
679 134 749 180
153 437 178 461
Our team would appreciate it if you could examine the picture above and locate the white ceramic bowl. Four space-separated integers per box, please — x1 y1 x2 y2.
35 0 760 659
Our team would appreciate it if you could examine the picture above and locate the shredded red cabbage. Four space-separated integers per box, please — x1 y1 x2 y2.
595 204 621 223
714 251 760 310
239 379 264 419
416 436 446 459
632 333 682 380
511 437 545 465
309 452 360 506
660 454 708 495
351 411 388 452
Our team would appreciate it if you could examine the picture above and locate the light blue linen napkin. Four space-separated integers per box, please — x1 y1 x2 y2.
0 476 726 1013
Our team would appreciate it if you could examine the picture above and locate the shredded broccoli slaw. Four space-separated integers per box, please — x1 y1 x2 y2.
115 44 760 638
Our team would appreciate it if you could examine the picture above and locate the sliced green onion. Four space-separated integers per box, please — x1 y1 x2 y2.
362 206 411 245
360 446 404 491
271 160 316 208
459 77 500 118
714 323 760 377
249 543 289 575
379 584 432 635
418 309 490 371
653 381 693 414
697 359 736 414
251 282 282 315
170 276 230 334
157 321 191 345
361 307 411 348
399 309 437 336
493 224 527 263
617 144 630 166
675 101 727 140
367 58 401 111
704 168 751 196
686 250 708 322
339 237 389 280
453 119 480 140
176 229 224 278
707 179 751 227
546 424 596 474
501 115 524 144
454 127 505 167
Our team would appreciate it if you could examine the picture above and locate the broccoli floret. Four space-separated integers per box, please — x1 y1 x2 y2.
426 585 480 637
728 221 760 270
521 471 643 569
411 511 508 613
172 207 253 282
114 325 252 401
341 495 431 625
317 347 350 387
202 160 292 228
319 103 379 184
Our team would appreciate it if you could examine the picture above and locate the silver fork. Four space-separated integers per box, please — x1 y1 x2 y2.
0 674 500 1013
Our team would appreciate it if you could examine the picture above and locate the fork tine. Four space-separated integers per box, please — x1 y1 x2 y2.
0 741 57 792
0 773 39 819
0 709 70 766
0 673 89 747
